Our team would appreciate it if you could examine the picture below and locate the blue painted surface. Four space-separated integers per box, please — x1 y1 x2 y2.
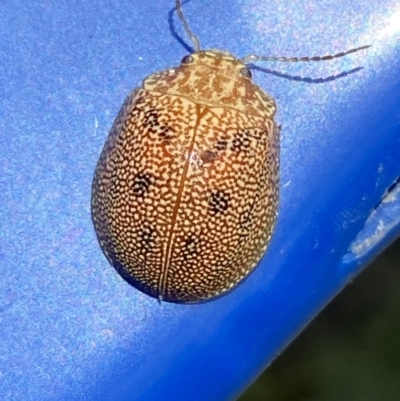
0 0 399 400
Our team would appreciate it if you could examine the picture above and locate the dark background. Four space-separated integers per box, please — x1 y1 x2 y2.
240 237 400 401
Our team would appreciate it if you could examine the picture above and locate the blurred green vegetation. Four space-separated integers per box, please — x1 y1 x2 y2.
239 237 400 401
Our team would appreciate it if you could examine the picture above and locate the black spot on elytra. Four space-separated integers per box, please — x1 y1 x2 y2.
215 139 228 151
231 130 252 151
143 108 174 141
239 199 258 240
182 234 200 261
158 126 175 140
214 130 254 153
143 108 158 128
132 172 152 197
239 211 253 238
208 190 230 215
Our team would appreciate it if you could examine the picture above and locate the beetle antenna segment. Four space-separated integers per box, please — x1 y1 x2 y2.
175 0 201 52
241 45 371 64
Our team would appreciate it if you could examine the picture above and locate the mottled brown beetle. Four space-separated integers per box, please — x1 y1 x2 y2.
91 0 369 303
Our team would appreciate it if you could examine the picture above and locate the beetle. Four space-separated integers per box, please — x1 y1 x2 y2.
91 0 369 303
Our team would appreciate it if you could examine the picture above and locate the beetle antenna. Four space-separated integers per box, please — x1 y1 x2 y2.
175 0 201 52
241 45 371 64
